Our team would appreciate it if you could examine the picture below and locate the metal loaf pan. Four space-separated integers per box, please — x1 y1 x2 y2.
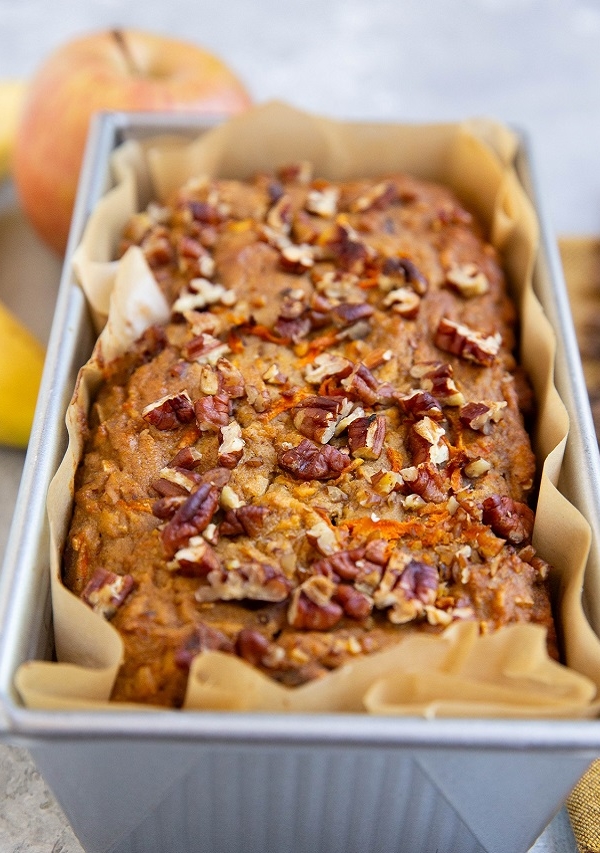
2 111 600 853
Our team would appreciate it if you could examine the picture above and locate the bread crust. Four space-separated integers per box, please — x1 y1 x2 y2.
63 167 555 707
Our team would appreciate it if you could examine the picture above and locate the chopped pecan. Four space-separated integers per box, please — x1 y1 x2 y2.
306 186 340 218
182 332 230 364
167 446 203 470
236 628 271 667
445 262 489 297
219 484 244 509
262 363 288 385
274 314 312 343
306 520 338 556
363 348 394 370
220 505 269 537
460 400 507 433
412 361 465 407
399 463 446 503
340 362 380 405
81 568 134 619
380 256 428 295
371 469 404 496
288 577 343 630
218 421 245 468
383 287 421 318
246 383 272 413
279 287 309 319
482 495 534 545
162 483 220 558
347 414 387 460
194 393 231 431
199 466 232 490
141 227 173 268
216 358 245 398
292 395 353 444
175 622 234 671
152 495 186 519
373 554 438 624
267 194 293 232
279 243 316 272
304 353 353 384
189 276 235 303
152 467 201 496
410 417 449 465
196 562 292 603
331 301 374 327
278 161 313 184
334 584 373 619
464 457 491 478
142 391 195 430
312 268 361 300
320 221 370 274
435 317 501 366
187 198 227 225
197 364 220 396
278 438 350 481
172 536 221 577
395 390 443 421
312 540 387 590
350 181 397 213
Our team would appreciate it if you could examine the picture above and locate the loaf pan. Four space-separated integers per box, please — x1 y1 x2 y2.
2 110 600 853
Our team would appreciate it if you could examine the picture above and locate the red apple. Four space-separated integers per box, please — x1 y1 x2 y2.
13 29 252 255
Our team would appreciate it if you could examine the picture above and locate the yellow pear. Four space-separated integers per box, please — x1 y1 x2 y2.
0 299 45 448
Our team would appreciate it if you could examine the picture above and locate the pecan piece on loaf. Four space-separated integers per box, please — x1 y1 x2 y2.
162 483 220 558
142 391 195 430
81 568 134 619
278 438 351 480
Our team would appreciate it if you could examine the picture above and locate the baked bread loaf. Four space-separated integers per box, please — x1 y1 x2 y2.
63 163 556 708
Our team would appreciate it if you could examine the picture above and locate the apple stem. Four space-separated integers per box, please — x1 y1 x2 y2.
111 29 138 76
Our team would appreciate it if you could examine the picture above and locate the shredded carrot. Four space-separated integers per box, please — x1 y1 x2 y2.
260 388 312 422
386 446 404 473
297 331 341 365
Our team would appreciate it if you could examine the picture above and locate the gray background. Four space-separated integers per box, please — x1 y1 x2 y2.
1 0 600 849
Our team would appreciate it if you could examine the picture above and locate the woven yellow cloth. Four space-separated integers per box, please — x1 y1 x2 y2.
568 761 600 852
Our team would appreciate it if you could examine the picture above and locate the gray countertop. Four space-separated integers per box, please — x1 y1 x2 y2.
2 0 600 849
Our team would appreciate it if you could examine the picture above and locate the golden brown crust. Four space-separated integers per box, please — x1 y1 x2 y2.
63 166 554 707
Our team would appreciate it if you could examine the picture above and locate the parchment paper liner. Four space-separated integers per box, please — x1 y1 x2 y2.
15 102 600 716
